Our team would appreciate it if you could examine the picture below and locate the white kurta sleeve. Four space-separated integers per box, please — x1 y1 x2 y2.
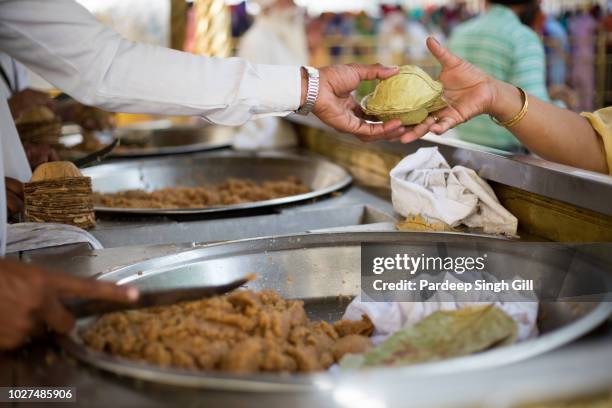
0 0 302 126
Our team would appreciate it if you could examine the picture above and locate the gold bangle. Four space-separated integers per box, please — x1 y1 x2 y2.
490 87 529 128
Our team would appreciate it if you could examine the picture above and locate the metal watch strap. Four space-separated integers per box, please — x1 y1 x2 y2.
296 66 319 116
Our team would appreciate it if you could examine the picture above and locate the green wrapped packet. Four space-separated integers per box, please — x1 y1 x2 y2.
361 65 447 125
340 305 517 368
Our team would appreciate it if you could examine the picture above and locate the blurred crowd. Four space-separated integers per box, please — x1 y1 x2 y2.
231 2 611 108
228 0 611 151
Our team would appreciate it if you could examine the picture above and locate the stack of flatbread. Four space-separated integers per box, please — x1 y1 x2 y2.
24 162 96 230
15 106 62 145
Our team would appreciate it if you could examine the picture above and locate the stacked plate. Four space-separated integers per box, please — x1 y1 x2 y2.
24 162 96 230
15 106 62 145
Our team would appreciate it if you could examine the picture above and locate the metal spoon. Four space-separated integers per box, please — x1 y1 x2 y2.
71 138 120 168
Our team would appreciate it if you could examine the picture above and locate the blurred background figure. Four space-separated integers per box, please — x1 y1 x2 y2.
377 6 407 66
447 0 550 152
544 13 569 88
602 6 612 106
405 8 430 62
36 0 609 156
233 0 308 150
305 12 333 67
238 0 308 65
569 5 599 112
542 12 577 110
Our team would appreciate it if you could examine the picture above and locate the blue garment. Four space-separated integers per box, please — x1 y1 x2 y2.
449 5 549 151
544 16 569 86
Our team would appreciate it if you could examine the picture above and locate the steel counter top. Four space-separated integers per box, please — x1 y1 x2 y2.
288 115 612 217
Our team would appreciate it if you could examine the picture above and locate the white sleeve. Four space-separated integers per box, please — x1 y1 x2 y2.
0 0 302 126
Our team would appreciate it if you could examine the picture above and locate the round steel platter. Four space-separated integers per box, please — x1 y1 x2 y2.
82 151 352 215
60 123 235 160
60 232 612 391
110 123 235 158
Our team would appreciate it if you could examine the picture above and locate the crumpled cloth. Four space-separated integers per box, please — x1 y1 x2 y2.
6 222 103 253
344 273 539 346
390 147 518 235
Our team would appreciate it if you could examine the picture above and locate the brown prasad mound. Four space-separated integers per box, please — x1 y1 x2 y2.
82 290 373 374
92 177 310 209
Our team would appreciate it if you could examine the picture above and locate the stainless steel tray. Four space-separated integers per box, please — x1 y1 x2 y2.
60 232 612 392
82 151 352 215
60 123 234 160
110 123 235 157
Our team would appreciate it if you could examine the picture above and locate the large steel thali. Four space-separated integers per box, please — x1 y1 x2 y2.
61 232 612 392
81 151 352 215
60 122 235 159
110 122 235 158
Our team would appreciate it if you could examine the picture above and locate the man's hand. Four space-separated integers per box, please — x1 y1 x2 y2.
312 64 408 142
8 89 54 120
23 143 60 170
398 37 498 143
5 177 24 217
72 105 115 131
0 259 138 350
53 102 115 131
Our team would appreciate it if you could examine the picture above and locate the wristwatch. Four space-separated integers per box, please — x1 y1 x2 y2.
295 66 319 116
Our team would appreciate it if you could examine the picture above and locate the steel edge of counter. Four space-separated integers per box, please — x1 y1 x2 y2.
286 115 612 217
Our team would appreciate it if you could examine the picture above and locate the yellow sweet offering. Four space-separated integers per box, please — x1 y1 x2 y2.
362 65 447 125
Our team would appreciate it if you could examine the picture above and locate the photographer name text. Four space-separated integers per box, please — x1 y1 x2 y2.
372 278 534 293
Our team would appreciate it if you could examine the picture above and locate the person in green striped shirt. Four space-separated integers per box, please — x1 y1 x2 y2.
448 0 549 151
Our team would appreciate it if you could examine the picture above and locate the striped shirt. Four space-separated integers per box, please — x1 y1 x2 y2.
449 5 550 151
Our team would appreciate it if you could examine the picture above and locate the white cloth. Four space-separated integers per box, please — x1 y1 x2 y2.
6 222 103 253
0 96 31 183
0 53 28 95
0 96 32 255
0 53 31 186
233 116 297 150
0 0 303 255
234 8 308 150
344 273 539 346
390 147 518 235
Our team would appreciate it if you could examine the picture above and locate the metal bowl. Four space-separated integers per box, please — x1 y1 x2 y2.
61 232 612 391
82 151 352 215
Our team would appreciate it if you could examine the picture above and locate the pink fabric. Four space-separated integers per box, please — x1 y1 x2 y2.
569 13 597 111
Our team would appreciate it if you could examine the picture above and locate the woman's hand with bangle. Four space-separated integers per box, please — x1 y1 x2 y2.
398 37 500 143
394 38 609 174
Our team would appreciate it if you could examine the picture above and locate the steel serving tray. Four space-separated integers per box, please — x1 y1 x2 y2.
82 151 352 215
60 123 234 160
109 123 235 158
60 232 612 392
